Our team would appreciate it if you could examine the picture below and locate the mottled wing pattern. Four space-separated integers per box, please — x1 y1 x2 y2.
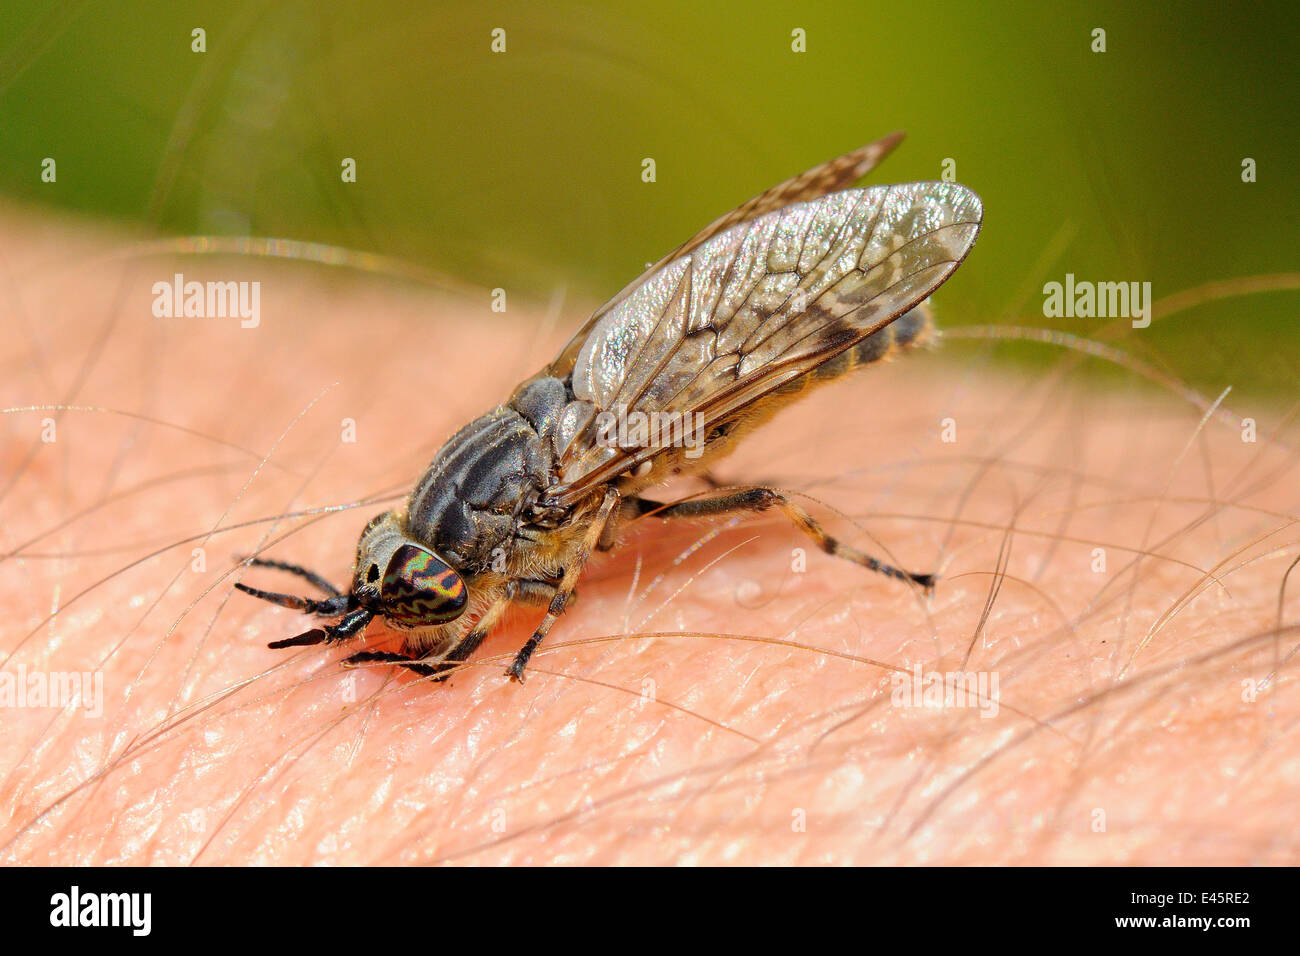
546 133 906 380
657 131 906 267
543 181 982 507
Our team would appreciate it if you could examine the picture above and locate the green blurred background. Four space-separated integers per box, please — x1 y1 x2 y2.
1 0 1295 394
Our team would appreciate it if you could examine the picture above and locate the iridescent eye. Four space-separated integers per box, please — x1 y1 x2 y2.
380 544 467 627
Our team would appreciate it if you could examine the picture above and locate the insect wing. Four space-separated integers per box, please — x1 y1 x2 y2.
652 131 907 275
544 180 982 507
545 133 907 380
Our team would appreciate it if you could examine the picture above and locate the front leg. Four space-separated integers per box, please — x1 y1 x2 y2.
341 649 440 678
340 578 560 681
430 578 561 680
507 488 620 682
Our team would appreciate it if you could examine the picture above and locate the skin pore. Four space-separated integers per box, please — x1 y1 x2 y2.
2 208 1298 865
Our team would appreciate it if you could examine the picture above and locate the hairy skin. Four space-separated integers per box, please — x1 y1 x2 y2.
2 210 1298 865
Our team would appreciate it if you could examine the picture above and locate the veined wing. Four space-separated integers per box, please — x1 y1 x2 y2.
655 131 906 270
545 133 906 380
543 180 982 508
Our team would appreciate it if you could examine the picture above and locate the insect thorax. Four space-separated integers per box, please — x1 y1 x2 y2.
374 377 596 577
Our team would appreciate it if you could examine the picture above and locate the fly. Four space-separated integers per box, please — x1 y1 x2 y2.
237 132 983 682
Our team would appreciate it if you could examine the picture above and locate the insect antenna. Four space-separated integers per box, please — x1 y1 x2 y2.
267 627 330 649
266 607 373 649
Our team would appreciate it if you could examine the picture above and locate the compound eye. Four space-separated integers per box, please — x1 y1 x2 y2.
380 544 467 626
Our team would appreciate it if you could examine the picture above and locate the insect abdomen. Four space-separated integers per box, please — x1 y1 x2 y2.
809 302 935 384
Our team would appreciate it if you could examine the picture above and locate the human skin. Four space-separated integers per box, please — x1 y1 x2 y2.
1 209 1298 865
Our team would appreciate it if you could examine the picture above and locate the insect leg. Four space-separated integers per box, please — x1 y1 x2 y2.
428 582 527 679
341 650 439 678
639 487 935 590
339 580 557 681
509 578 562 604
507 488 621 682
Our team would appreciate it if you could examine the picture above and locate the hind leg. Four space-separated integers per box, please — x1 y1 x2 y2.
636 487 934 590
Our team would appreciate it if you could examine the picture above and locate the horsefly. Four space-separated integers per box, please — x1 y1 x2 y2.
237 132 983 682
